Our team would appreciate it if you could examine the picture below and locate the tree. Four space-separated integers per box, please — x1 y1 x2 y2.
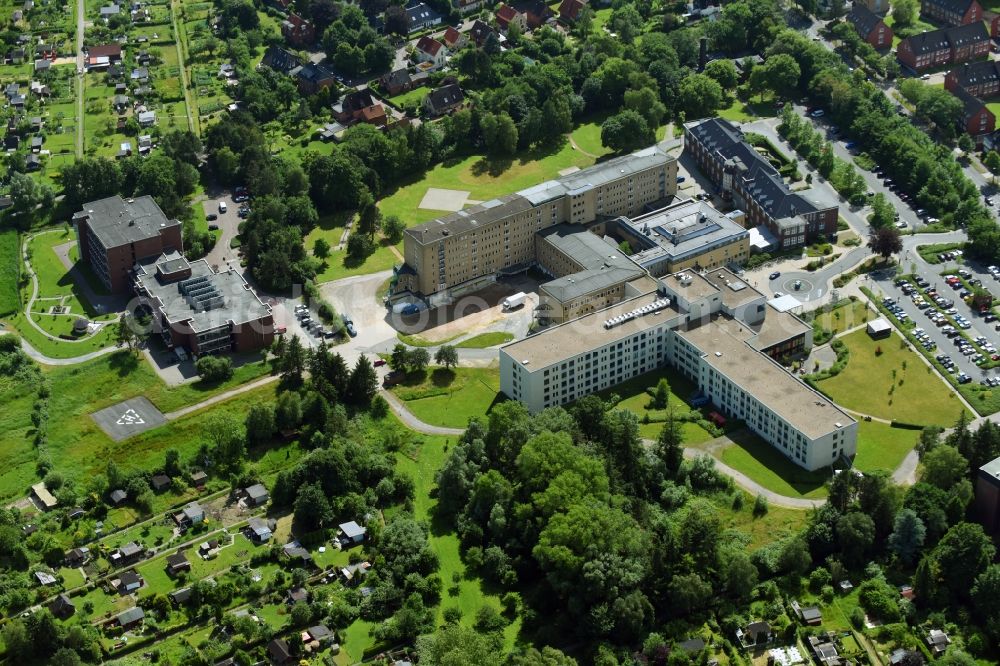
275 390 303 430
984 151 1000 184
888 508 926 564
390 344 410 372
751 53 800 100
892 0 918 27
408 348 430 372
382 215 406 244
384 4 408 35
348 355 379 407
9 172 53 216
313 238 331 259
435 345 458 369
933 522 996 597
869 193 895 228
195 355 233 382
115 312 144 355
656 408 684 478
922 444 967 490
971 287 993 312
245 403 276 446
417 623 500 665
704 59 739 90
294 481 332 532
280 335 306 387
651 378 670 409
601 110 654 153
868 226 903 259
677 73 725 118
623 87 666 130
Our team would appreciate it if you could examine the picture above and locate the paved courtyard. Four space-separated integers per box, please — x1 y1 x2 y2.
91 396 167 441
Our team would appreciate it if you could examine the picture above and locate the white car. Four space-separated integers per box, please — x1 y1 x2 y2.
810 109 825 118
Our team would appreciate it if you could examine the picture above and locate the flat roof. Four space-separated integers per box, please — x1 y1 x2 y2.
679 321 854 439
502 291 683 369
700 266 764 309
769 294 802 312
627 198 749 266
660 270 721 301
74 195 179 249
136 253 270 333
749 306 812 351
980 455 1000 482
538 225 645 302
405 194 532 246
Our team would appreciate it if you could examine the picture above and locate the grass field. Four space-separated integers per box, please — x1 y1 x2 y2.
388 85 430 108
391 366 501 429
377 142 597 227
718 430 831 500
853 421 920 473
0 228 20 316
455 332 515 348
811 300 872 337
816 329 970 426
718 98 779 123
709 491 809 550
604 368 716 443
569 115 613 158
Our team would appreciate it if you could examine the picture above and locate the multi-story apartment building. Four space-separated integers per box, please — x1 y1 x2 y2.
896 22 990 71
847 4 893 48
499 269 854 471
397 145 677 299
862 0 889 14
133 252 274 355
920 0 982 26
619 198 751 277
954 85 996 139
975 455 1000 534
684 118 838 250
945 59 1000 96
72 195 183 293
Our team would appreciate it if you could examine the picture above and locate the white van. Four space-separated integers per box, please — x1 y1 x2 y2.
218 201 227 213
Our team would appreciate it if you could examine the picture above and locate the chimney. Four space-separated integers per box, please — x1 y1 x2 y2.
698 37 708 72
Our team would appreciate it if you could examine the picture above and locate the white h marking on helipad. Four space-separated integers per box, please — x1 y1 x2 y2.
116 409 145 425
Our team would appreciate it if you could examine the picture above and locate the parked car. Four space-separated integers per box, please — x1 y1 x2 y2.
342 314 357 337
769 271 781 280
206 213 217 221
374 359 387 367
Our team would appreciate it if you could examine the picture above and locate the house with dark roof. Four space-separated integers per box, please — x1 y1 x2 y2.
684 117 838 249
260 45 302 74
65 547 90 567
945 60 1000 96
469 19 496 47
50 593 75 619
170 587 192 605
117 606 144 629
110 489 128 505
293 62 336 95
415 35 448 67
268 638 294 664
897 22 990 70
246 517 273 543
423 83 465 116
925 629 952 656
455 0 484 12
151 474 171 491
286 586 309 604
381 68 419 96
166 551 191 576
244 483 269 506
335 89 375 124
495 4 527 32
281 13 315 47
406 2 442 32
111 541 145 567
117 570 143 594
735 621 772 649
953 85 995 138
847 5 893 48
921 0 982 26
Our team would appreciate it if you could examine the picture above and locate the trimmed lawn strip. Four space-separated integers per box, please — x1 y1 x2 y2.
391 366 500 429
815 329 970 426
455 331 515 348
718 430 830 500
810 299 872 337
397 331 463 347
5 312 117 358
0 228 20 316
853 421 919 473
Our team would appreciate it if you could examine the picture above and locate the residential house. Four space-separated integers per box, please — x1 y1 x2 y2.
735 621 772 649
334 89 376 124
988 11 1000 38
406 2 442 33
49 594 75 619
925 630 951 656
793 600 822 625
953 84 995 139
117 606 145 629
454 0 484 12
847 5 893 48
358 104 387 126
137 110 156 126
170 587 192 606
151 474 171 491
558 0 587 22
87 44 122 69
29 116 42 132
30 136 42 153
340 561 371 586
174 501 204 527
10 94 25 110
946 60 1000 96
281 13 315 47
260 45 302 74
130 67 149 83
469 19 496 47
808 635 842 666
282 542 313 566
414 36 448 68
117 570 143 594
2 134 18 152
920 0 982 26
166 551 191 576
863 0 890 12
338 521 367 545
495 4 528 32
442 26 467 50
100 4 120 20
244 483 269 506
303 624 335 647
896 22 990 71
24 153 40 171
30 81 49 97
423 83 464 116
190 470 208 487
286 587 309 604
515 0 555 29
246 517 273 543
35 44 55 60
381 68 421 96
34 58 49 72
268 638 294 664
293 62 336 95
110 541 144 566
32 482 57 510
35 571 57 586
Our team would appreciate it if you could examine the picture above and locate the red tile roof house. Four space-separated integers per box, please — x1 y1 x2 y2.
989 11 1000 37
281 13 315 47
559 0 587 22
921 0 983 26
87 44 122 63
495 4 528 32
442 26 467 50
847 5 893 49
414 36 448 68
896 22 990 71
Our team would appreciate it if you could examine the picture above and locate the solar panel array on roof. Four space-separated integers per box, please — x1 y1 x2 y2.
179 275 224 312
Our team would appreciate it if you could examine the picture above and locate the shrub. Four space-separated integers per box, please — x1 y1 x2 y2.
196 355 233 382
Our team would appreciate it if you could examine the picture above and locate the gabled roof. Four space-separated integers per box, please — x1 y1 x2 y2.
260 45 302 73
117 606 144 625
903 22 989 54
846 4 884 37
382 68 411 88
496 4 520 24
923 0 979 14
425 83 464 111
342 89 375 112
953 84 991 122
559 0 586 20
88 44 122 58
948 20 990 47
416 35 445 56
443 26 463 46
948 60 1000 88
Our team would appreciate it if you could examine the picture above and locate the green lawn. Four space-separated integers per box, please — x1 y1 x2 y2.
718 430 831 500
388 85 431 108
815 329 970 426
6 312 118 358
391 367 500 429
718 97 779 123
710 491 809 550
569 115 613 158
853 421 919 473
455 332 515 349
603 368 716 444
26 229 110 318
314 238 401 284
377 142 597 227
0 229 20 316
811 300 872 337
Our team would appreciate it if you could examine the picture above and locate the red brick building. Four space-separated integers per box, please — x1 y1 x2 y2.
72 196 183 293
945 60 1000 96
281 14 315 48
954 85 996 138
897 22 990 71
847 5 893 49
921 0 982 26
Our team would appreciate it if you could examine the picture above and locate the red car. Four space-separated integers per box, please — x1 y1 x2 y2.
373 359 387 367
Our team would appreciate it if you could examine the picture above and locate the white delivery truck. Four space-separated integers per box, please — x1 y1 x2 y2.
502 292 526 310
